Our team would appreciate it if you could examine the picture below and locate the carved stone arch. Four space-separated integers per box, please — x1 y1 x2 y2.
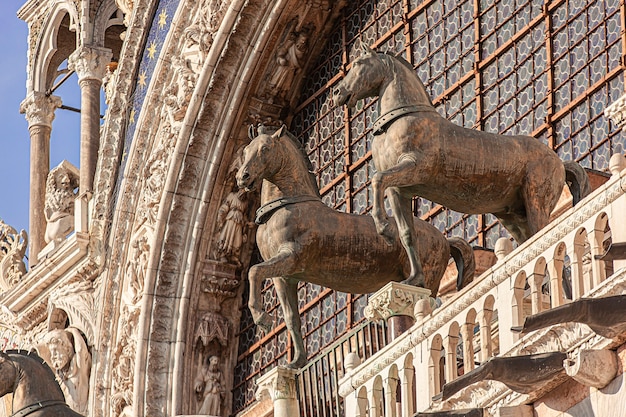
92 0 125 59
47 282 96 345
31 1 79 92
96 0 349 416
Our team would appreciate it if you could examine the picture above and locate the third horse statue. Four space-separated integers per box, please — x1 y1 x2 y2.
333 44 590 287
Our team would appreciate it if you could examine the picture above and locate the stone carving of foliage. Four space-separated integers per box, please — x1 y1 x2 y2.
0 220 28 291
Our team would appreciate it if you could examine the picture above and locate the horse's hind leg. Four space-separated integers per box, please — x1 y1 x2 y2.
388 187 425 287
274 277 307 369
248 249 298 333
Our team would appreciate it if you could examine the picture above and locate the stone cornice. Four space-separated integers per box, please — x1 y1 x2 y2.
0 232 95 332
339 168 626 397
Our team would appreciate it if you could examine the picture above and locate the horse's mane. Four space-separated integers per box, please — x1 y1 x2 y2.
5 349 58 383
279 129 322 198
379 52 434 106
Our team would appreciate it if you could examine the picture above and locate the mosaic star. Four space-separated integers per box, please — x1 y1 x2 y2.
158 9 168 29
138 70 147 88
147 41 158 59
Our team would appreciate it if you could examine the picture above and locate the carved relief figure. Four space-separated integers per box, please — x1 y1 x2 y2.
44 161 79 243
214 187 250 266
194 355 225 415
41 328 91 414
267 26 312 102
124 234 149 306
0 220 28 290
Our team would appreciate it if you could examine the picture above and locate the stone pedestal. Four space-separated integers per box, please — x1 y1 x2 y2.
255 367 299 417
364 282 432 321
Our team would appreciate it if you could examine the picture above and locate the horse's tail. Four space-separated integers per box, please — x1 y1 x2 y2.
564 161 591 205
448 237 475 291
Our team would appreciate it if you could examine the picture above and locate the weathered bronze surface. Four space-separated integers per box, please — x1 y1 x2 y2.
236 127 475 368
0 350 84 417
441 352 567 400
595 242 626 261
512 295 626 339
333 46 590 285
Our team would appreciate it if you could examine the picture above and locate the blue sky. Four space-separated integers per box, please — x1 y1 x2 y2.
0 0 81 235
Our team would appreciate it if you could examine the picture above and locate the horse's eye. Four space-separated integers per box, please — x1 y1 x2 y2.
260 146 269 154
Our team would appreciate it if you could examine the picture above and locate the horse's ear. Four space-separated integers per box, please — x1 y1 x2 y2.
272 125 286 140
361 41 375 56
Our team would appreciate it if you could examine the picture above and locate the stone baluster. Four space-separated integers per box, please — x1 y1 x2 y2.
68 46 112 195
460 322 475 373
19 91 62 264
384 375 398 417
255 367 299 417
478 308 494 362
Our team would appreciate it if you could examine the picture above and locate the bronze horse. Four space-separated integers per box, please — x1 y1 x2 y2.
334 45 590 286
0 350 84 417
236 126 475 368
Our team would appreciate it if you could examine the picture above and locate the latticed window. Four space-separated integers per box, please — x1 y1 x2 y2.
234 0 625 413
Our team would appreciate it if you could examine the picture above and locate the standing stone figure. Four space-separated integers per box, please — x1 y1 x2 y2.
44 161 79 243
194 355 225 415
214 187 250 266
267 27 311 102
42 328 92 414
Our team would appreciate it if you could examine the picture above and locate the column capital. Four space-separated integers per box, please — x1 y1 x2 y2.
605 93 626 132
20 91 62 129
255 366 298 402
364 281 432 321
68 45 113 83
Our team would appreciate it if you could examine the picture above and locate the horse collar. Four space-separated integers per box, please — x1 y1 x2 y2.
373 104 437 135
255 196 320 225
11 400 67 417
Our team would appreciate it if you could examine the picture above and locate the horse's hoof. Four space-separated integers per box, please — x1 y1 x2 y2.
402 273 425 288
286 355 308 369
376 221 395 246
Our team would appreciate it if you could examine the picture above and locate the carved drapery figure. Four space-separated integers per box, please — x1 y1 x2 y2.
214 188 250 266
194 355 225 415
183 0 225 73
0 220 28 291
124 234 149 306
41 328 91 414
267 26 312 103
44 161 79 243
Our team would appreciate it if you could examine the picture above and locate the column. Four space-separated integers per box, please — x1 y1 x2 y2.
19 91 62 263
460 322 475 373
68 45 112 195
255 367 300 417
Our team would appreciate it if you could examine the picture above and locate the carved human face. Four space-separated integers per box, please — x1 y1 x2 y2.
56 171 72 191
209 356 219 370
47 332 73 371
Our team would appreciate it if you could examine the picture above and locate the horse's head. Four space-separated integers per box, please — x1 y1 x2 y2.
0 352 17 397
333 44 386 108
236 126 286 192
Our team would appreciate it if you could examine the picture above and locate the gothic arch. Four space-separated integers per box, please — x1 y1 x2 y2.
31 1 79 92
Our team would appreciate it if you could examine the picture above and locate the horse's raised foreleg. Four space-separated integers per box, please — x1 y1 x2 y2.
248 248 298 333
371 156 421 244
274 277 307 369
388 187 425 287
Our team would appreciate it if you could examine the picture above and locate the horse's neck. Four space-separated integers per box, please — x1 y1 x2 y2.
12 358 64 408
260 144 320 205
378 58 432 113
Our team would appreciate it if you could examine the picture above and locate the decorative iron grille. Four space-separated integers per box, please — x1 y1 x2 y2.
234 0 626 413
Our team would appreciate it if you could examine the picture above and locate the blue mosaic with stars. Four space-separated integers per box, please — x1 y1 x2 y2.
118 0 181 189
